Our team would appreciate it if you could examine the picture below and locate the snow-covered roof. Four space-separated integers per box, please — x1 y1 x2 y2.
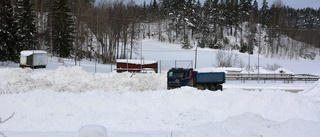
116 59 157 65
21 50 47 56
224 68 243 72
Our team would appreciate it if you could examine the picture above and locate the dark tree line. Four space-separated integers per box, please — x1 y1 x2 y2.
1 0 320 63
0 0 18 62
1 0 75 63
1 0 37 62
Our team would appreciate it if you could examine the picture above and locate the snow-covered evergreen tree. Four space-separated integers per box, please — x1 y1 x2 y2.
16 0 37 50
259 0 270 27
51 0 74 58
0 0 19 62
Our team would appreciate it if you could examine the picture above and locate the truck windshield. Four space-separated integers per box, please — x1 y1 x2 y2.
168 70 186 78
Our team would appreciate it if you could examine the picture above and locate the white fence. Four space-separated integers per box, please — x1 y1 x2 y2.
158 60 193 73
226 73 319 83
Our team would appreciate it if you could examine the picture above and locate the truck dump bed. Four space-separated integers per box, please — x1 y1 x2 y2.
196 72 225 84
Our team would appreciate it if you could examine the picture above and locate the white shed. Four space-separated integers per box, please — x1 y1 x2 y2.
20 50 47 68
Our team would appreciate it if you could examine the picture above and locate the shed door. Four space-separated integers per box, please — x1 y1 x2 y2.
27 55 33 66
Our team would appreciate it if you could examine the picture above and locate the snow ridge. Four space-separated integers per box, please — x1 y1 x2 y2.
0 67 166 94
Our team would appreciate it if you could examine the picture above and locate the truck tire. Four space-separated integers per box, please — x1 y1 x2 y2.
196 85 205 90
217 85 223 91
206 85 213 91
210 85 216 91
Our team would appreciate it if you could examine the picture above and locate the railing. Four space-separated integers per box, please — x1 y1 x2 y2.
226 73 319 83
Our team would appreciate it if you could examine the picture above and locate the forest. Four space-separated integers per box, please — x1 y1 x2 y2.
1 0 320 64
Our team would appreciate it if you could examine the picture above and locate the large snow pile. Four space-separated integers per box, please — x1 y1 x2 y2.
0 67 166 94
302 80 320 101
1 67 320 137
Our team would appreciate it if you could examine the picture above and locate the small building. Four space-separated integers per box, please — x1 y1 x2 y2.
116 59 158 73
20 50 47 68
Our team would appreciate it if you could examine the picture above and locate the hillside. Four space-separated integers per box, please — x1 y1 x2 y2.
2 0 320 65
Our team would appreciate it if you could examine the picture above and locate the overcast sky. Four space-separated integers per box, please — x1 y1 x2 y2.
130 0 320 9
255 0 320 9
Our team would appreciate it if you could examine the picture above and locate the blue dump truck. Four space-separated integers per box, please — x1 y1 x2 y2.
167 68 225 91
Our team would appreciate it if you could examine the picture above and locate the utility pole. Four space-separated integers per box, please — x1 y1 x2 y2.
258 26 261 83
195 46 198 69
32 37 34 71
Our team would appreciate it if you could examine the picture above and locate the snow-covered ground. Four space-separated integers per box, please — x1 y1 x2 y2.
1 39 320 137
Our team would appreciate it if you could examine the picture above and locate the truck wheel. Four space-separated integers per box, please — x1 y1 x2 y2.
217 85 223 91
210 86 216 91
206 85 212 91
197 85 205 90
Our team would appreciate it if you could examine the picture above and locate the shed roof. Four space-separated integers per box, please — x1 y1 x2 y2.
116 59 157 65
21 50 47 56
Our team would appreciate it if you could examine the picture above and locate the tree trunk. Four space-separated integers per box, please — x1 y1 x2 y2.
130 22 135 59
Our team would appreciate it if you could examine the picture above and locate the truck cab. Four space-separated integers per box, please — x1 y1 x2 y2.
167 68 194 89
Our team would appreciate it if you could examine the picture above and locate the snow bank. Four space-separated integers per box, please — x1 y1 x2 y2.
302 80 320 101
184 113 320 137
1 87 319 133
0 66 166 94
1 67 320 136
79 125 107 137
